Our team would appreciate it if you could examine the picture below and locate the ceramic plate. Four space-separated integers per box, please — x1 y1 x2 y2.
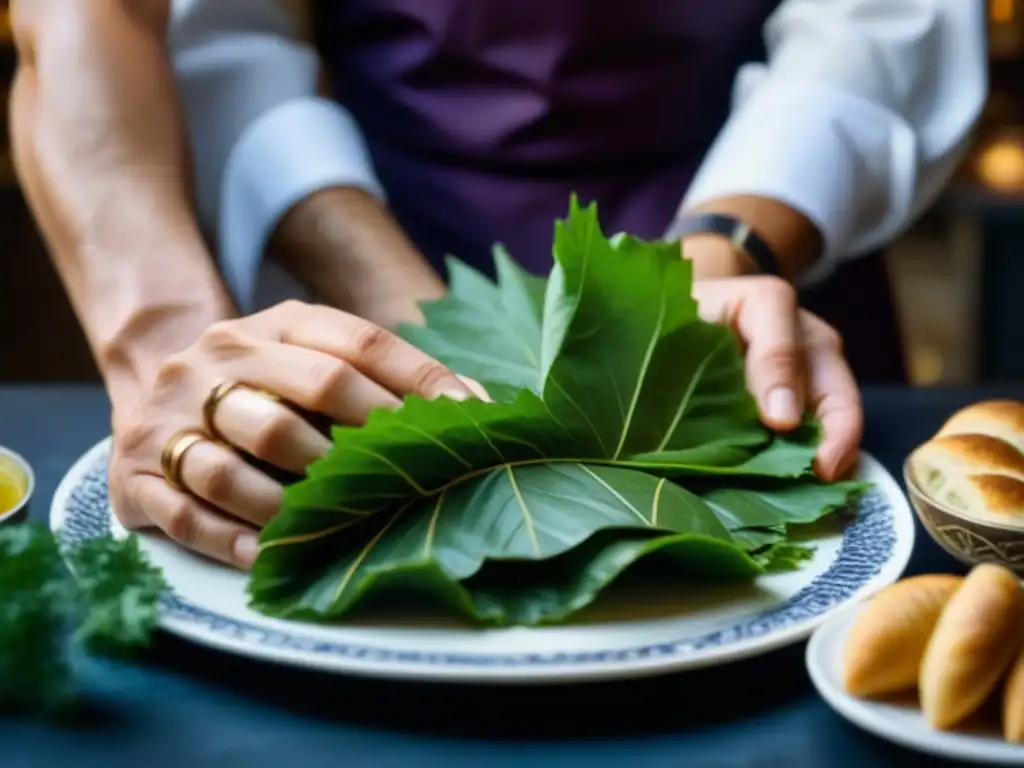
52 437 914 684
807 604 1024 764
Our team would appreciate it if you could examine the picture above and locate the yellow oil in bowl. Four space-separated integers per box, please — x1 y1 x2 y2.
0 454 28 517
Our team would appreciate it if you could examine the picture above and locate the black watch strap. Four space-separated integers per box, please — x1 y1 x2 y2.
668 213 781 277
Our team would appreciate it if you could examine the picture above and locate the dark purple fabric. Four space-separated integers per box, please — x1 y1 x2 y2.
314 0 907 383
316 0 777 271
800 252 908 384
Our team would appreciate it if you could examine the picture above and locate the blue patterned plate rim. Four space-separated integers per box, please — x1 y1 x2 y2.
51 438 915 683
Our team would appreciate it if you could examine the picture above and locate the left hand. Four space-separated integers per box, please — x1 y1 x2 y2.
692 276 862 482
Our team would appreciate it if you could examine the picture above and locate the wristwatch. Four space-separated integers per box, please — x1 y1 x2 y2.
667 212 781 277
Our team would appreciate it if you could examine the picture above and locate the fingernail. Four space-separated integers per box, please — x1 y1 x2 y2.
434 376 478 401
438 386 472 402
458 375 493 402
766 388 800 424
234 533 260 568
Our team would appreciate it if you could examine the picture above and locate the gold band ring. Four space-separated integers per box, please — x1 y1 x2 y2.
202 380 284 445
202 380 245 443
160 429 207 493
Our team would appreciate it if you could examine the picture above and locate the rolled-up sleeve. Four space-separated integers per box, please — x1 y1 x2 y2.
681 0 988 283
169 0 382 311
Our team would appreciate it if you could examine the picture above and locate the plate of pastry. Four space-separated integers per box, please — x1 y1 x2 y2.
807 565 1024 764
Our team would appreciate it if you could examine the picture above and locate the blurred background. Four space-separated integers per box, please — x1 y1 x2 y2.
0 3 1022 386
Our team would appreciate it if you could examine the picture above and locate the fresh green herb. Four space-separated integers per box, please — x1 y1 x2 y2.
65 533 169 655
249 197 869 626
0 523 167 715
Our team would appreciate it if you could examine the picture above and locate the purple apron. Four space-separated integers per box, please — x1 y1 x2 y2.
314 0 906 383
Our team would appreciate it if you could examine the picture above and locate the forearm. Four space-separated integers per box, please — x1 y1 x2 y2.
674 0 986 283
10 0 234 402
270 187 445 328
169 0 443 320
672 195 823 280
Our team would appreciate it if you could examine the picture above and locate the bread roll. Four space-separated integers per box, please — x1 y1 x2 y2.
911 434 1024 526
919 563 1024 730
1003 645 1024 742
842 574 963 697
938 400 1024 454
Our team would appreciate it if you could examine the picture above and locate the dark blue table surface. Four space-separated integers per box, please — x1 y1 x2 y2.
1 383 1018 768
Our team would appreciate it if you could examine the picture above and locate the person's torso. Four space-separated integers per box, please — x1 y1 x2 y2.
314 0 780 275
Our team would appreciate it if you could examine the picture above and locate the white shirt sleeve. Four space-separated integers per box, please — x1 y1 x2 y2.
168 0 383 312
172 0 988 307
680 0 988 283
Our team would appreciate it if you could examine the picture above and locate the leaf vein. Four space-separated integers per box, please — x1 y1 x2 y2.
655 333 729 451
452 402 508 463
397 423 473 469
576 465 648 525
613 284 668 459
344 447 430 495
422 491 445 560
505 466 541 555
331 503 412 604
260 519 363 550
548 376 608 454
651 477 666 527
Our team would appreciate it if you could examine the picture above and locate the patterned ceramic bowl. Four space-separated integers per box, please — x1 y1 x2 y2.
903 457 1024 575
0 445 33 526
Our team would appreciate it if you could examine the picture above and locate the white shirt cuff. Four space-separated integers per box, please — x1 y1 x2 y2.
219 96 384 313
682 80 917 285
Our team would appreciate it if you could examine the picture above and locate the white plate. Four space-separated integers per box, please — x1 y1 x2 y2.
807 603 1024 764
52 437 914 684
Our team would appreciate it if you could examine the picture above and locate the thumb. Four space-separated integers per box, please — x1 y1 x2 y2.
734 279 807 432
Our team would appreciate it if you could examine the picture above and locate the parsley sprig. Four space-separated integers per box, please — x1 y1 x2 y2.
0 523 167 715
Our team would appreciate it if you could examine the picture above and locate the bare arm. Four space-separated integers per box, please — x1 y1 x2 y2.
9 0 235 408
171 0 443 326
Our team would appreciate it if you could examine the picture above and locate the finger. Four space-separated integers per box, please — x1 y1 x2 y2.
132 473 261 569
278 304 476 400
734 279 807 431
804 331 863 481
210 385 332 474
176 438 283 528
691 278 742 325
225 342 402 425
457 375 493 403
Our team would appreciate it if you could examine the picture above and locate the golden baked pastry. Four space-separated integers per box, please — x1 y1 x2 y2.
910 399 1024 526
938 400 1024 453
842 574 963 697
919 563 1024 730
1003 645 1024 743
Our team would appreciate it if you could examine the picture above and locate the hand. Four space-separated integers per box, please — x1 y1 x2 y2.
108 300 480 570
692 276 862 481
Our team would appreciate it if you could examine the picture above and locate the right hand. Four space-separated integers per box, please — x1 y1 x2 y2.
692 276 862 481
108 300 480 570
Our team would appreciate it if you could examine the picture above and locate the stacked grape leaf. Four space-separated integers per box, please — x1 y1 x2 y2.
248 198 868 626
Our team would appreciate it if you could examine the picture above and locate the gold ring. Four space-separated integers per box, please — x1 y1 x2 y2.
160 429 207 493
203 380 284 444
202 380 244 443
